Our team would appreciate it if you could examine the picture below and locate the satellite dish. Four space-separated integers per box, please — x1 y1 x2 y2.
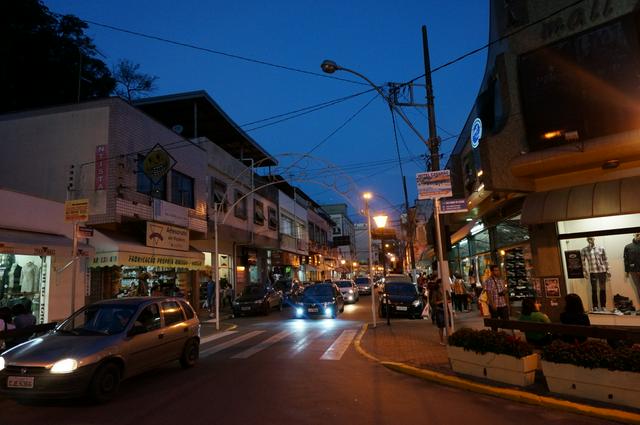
172 124 184 134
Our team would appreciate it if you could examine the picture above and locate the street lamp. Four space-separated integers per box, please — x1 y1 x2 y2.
363 192 388 328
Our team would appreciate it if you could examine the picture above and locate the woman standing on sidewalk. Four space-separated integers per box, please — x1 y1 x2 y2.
430 279 446 345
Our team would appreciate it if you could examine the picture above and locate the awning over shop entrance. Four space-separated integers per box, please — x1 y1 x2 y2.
0 227 93 257
521 176 640 225
90 231 206 270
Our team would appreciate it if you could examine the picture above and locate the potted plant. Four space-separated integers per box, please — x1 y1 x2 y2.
541 340 640 409
447 328 539 386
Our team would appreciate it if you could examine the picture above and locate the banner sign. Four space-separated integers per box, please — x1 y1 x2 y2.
90 251 205 270
142 144 176 184
146 222 189 251
416 170 452 200
64 199 89 222
544 277 561 298
564 250 584 279
153 199 189 228
440 198 468 214
95 145 108 190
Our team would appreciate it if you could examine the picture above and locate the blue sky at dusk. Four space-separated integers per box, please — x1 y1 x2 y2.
44 0 489 222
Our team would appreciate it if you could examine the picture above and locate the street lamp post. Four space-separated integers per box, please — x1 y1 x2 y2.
363 192 376 328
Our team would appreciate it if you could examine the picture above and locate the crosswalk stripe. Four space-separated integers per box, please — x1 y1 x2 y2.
320 330 357 360
200 331 264 357
231 330 291 359
200 330 237 345
282 329 326 358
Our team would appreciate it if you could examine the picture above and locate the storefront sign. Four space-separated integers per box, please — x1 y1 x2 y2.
146 222 189 251
77 226 94 238
33 247 56 256
416 170 452 200
153 199 189 228
94 145 108 191
532 277 543 298
64 199 89 222
564 250 584 279
544 277 561 298
142 144 176 184
471 118 482 149
440 198 468 214
90 251 205 270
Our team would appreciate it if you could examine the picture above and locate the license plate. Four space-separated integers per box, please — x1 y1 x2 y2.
241 307 251 311
396 306 408 311
308 308 318 313
7 376 34 389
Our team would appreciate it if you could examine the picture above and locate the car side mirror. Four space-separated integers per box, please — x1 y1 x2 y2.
128 325 147 337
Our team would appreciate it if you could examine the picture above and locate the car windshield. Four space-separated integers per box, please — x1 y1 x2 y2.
303 285 333 297
58 304 138 336
384 282 417 296
242 286 267 296
355 278 371 285
336 281 352 288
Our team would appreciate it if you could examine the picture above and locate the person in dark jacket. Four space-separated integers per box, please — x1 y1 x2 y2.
559 293 590 343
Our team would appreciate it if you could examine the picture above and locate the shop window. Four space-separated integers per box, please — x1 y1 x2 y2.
495 215 530 248
137 154 166 199
281 215 294 236
254 199 265 226
162 301 185 326
171 170 194 209
268 207 278 230
210 177 228 212
234 190 247 220
136 303 161 331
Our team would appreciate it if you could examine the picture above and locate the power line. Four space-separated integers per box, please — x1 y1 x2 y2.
406 0 588 83
68 16 369 86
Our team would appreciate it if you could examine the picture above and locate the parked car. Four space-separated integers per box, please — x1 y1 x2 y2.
384 273 413 283
232 286 283 316
0 297 200 402
294 283 344 319
379 281 423 319
355 277 372 295
335 280 359 304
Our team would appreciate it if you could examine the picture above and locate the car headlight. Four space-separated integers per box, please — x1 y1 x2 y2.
348 289 353 294
51 358 78 374
0 356 5 372
296 307 304 316
412 300 421 307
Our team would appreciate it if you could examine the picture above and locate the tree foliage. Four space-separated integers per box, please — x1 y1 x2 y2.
0 0 115 113
113 59 158 103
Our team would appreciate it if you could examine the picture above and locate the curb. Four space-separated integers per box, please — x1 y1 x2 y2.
354 323 640 425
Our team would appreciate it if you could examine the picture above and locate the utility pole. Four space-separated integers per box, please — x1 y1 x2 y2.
422 25 440 172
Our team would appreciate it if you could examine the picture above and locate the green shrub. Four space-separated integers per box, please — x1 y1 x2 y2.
447 327 533 359
542 340 640 373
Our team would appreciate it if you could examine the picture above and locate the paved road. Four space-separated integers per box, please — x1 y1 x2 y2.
0 299 616 425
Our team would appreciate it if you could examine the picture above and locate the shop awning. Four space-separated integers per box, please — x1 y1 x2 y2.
0 227 93 257
521 176 640 225
90 231 206 270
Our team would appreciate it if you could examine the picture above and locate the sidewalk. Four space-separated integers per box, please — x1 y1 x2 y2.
360 310 484 373
357 309 640 424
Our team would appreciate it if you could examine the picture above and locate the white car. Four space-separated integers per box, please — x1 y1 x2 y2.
335 280 359 304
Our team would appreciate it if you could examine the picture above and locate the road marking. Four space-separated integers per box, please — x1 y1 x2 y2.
320 329 357 360
231 330 291 359
282 329 326 358
200 331 237 345
201 331 264 357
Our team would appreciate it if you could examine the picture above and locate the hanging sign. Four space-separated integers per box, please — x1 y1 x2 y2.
146 222 189 251
564 250 584 279
440 198 468 214
142 144 176 184
471 118 482 149
416 170 452 200
64 199 89 222
94 145 108 190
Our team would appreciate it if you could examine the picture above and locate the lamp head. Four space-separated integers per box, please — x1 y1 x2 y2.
321 59 340 74
373 215 388 229
363 192 372 200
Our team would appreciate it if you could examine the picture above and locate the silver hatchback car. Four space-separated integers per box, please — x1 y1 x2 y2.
0 297 200 402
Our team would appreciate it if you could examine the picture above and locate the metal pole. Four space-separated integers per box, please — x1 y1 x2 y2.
214 206 220 330
70 222 79 314
366 199 376 328
434 199 453 334
422 25 440 171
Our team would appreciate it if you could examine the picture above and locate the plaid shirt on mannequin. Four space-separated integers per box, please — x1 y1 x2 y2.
581 245 609 274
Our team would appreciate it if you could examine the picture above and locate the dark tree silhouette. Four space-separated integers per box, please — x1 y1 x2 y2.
113 59 158 103
0 0 115 113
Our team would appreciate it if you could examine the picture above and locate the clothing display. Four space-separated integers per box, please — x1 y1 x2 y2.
624 235 640 300
504 247 532 300
19 262 39 293
589 272 607 309
581 243 609 274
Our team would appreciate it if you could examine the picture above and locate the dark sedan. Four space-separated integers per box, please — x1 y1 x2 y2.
379 281 423 319
232 286 283 316
294 283 344 319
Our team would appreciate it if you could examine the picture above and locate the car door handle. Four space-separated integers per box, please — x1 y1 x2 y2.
158 333 165 339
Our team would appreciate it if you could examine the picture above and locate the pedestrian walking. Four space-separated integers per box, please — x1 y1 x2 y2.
452 273 468 312
483 265 509 320
206 278 216 317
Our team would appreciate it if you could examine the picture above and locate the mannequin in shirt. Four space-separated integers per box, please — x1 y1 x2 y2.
581 237 609 311
624 233 640 300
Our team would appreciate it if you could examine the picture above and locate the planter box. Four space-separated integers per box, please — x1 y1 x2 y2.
447 345 538 386
542 361 640 409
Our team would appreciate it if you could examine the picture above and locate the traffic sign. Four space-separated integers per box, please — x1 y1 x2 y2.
471 118 482 149
440 198 468 214
77 226 94 238
142 144 176 184
416 170 452 200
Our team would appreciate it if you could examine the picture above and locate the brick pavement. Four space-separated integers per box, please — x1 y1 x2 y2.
359 310 486 372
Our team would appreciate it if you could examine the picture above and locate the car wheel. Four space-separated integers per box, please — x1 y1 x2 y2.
88 362 121 403
180 338 200 369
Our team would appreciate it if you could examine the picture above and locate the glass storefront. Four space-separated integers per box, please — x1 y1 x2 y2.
559 213 640 315
0 254 50 324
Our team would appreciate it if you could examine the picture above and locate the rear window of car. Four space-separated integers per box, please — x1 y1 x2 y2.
385 282 418 295
179 300 195 320
162 301 185 326
355 278 371 285
336 281 352 288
